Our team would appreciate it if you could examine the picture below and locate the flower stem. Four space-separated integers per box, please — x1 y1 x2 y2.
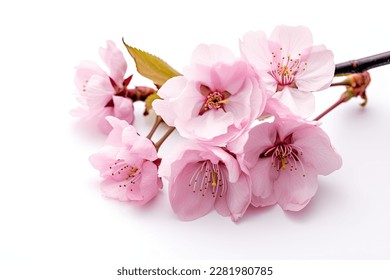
313 96 346 121
335 51 390 75
128 86 157 102
155 127 176 151
146 115 163 139
315 72 371 121
330 81 350 87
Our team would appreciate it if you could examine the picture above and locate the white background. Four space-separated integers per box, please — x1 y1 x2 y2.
1 0 390 279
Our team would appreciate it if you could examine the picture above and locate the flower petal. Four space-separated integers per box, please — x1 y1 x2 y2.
190 44 236 66
84 75 113 109
89 146 119 176
74 61 106 93
210 61 248 94
250 159 278 207
129 137 158 161
99 40 127 86
112 96 134 125
155 76 187 99
270 25 313 57
240 30 271 72
293 125 342 175
295 45 335 92
175 109 234 143
100 178 129 202
274 166 318 211
274 87 315 118
226 173 251 221
127 161 161 204
169 162 216 220
243 122 276 169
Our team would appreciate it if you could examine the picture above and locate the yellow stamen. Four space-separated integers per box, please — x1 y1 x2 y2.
218 99 229 105
212 171 218 187
281 157 287 170
129 167 138 176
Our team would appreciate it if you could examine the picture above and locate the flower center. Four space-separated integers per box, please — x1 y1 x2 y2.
198 85 230 115
105 75 133 107
109 159 141 189
188 160 228 197
260 138 306 177
268 49 307 90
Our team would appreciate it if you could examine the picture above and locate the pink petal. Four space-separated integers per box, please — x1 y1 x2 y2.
262 96 297 120
226 173 251 221
116 150 144 169
295 45 335 92
152 99 177 126
117 122 138 146
174 81 208 120
190 44 236 66
153 77 196 126
84 75 113 108
184 64 213 88
100 178 129 202
129 137 158 161
97 109 115 134
225 79 253 125
226 130 249 156
155 76 187 99
112 96 134 125
210 61 248 94
74 61 106 93
274 87 315 118
89 146 119 176
175 109 234 142
249 159 278 207
274 166 318 211
293 125 342 175
269 25 313 57
214 195 230 217
240 30 271 72
159 142 205 180
99 40 127 86
244 123 276 169
127 161 161 205
211 146 241 182
249 78 267 120
169 162 216 220
104 116 131 146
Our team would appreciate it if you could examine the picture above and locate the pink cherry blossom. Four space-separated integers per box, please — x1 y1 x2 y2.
240 25 335 117
241 118 342 211
153 44 266 146
158 142 251 221
72 41 134 134
89 117 162 204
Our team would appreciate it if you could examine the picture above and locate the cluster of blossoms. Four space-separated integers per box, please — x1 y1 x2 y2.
73 25 343 221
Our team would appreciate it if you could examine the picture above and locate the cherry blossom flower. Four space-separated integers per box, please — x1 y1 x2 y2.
72 40 134 133
89 117 162 204
240 25 335 117
158 142 251 221
241 118 342 211
153 44 266 146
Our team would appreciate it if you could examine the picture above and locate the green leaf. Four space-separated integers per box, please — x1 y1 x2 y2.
122 38 182 87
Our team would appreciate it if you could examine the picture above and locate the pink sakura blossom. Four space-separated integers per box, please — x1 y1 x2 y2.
240 25 335 117
241 118 342 211
72 41 134 134
158 142 251 221
153 44 266 146
89 117 162 204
